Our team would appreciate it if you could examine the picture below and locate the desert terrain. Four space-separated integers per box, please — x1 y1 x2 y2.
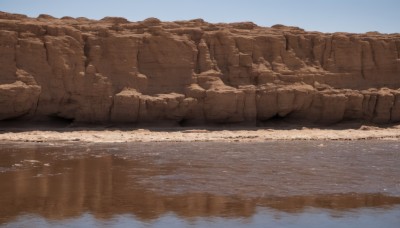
1 12 400 141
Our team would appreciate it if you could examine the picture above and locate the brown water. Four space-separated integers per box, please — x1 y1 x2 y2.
0 141 399 227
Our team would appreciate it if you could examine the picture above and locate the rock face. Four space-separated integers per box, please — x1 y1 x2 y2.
1 12 400 124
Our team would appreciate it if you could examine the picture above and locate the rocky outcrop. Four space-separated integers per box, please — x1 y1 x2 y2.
0 11 399 124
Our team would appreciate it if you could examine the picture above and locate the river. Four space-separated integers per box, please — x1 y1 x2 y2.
0 141 399 227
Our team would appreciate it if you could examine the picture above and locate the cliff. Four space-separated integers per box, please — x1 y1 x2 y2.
1 12 400 125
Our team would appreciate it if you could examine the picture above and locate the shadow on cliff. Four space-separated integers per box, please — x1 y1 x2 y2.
0 117 397 133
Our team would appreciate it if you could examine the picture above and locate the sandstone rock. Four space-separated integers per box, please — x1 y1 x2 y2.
0 81 40 120
197 39 214 72
141 17 161 26
138 93 187 122
372 88 395 123
37 14 56 20
0 12 399 124
362 90 379 121
256 83 315 121
73 73 114 122
239 85 257 121
100 17 129 24
110 89 141 122
305 91 347 124
391 90 400 122
277 87 296 117
256 85 279 120
196 70 226 89
343 91 364 120
319 93 348 123
204 88 244 122
0 11 28 20
138 35 197 94
291 84 314 112
185 84 206 99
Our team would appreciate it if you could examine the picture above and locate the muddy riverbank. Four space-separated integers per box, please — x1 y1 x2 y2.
1 122 400 143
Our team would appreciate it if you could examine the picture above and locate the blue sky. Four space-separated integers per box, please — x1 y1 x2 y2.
1 0 399 33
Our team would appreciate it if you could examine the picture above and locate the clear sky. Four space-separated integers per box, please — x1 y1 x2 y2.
1 0 399 33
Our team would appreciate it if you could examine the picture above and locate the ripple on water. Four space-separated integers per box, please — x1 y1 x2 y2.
0 140 399 227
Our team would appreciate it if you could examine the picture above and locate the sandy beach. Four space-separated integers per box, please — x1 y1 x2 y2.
1 122 400 143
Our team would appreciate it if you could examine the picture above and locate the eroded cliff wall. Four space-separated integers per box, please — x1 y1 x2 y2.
1 12 400 124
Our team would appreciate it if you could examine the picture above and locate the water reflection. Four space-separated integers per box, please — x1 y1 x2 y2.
0 142 399 226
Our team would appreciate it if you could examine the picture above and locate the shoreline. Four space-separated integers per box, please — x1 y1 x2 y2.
1 123 400 143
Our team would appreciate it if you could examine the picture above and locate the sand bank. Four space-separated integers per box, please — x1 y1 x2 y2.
1 123 400 143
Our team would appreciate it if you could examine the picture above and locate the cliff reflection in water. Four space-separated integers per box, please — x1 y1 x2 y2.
0 142 400 224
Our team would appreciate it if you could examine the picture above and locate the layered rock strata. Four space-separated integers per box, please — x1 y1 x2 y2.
1 12 400 124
